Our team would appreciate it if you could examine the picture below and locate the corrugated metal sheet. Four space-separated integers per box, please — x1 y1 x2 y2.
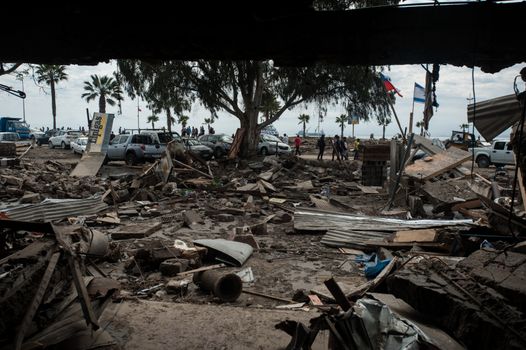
321 229 393 249
467 94 521 141
0 196 108 222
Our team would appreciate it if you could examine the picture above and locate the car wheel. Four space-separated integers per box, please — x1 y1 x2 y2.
260 147 268 156
102 155 109 165
476 155 490 168
61 141 66 149
125 152 137 166
48 142 54 149
37 141 41 147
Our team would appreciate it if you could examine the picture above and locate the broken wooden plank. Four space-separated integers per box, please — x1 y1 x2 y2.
451 198 482 211
347 257 399 298
176 263 226 276
109 221 162 239
405 147 472 180
356 184 379 194
393 229 438 243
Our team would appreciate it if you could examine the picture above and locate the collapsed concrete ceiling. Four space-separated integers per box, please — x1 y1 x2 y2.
2 1 525 73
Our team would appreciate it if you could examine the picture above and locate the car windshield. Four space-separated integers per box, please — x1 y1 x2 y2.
12 121 28 128
78 138 88 145
262 134 280 142
220 135 233 142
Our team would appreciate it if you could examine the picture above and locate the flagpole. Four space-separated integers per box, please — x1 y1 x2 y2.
409 83 416 135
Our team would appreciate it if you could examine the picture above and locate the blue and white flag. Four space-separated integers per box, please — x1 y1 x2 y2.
413 83 425 103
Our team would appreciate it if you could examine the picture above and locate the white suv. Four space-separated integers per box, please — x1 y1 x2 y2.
48 130 82 149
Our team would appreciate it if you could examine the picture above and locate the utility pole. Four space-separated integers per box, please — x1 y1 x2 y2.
16 74 26 122
137 98 140 132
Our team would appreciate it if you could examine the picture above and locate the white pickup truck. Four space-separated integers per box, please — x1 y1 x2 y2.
469 140 515 168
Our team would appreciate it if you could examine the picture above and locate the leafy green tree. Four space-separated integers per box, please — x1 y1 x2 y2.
336 114 348 138
81 75 123 113
147 115 159 129
117 61 193 133
117 60 392 157
378 114 392 139
298 114 310 138
35 65 68 130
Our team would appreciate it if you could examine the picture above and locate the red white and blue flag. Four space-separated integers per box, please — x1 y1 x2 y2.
379 73 403 97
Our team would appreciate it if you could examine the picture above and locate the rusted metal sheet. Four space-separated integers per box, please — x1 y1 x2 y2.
0 196 108 222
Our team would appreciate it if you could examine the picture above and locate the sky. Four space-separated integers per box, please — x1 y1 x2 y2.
1 61 524 140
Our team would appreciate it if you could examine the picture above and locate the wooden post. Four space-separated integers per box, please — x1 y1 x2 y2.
390 139 399 194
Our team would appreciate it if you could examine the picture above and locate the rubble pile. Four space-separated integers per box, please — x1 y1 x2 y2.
1 138 525 349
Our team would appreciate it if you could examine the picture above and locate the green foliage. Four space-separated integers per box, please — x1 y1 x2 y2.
81 75 123 113
35 65 68 86
178 115 189 127
147 115 159 128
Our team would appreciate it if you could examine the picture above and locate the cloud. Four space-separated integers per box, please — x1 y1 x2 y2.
1 62 524 140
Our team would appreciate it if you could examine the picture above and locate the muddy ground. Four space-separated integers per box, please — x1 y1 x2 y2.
14 143 518 349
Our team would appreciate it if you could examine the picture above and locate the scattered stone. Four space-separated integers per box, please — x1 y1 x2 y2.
166 279 190 295
214 213 235 222
160 259 189 276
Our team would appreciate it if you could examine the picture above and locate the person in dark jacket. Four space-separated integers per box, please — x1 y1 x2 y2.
332 135 342 161
317 134 326 160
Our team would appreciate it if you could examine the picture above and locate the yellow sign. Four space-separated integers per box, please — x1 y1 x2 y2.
95 114 107 145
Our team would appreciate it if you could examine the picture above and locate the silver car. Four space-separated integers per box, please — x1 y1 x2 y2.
258 134 291 155
71 137 88 155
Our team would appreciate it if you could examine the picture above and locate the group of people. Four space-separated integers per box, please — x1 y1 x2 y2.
315 135 360 161
181 125 208 138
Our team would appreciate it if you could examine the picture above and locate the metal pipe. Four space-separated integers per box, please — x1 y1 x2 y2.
193 270 242 302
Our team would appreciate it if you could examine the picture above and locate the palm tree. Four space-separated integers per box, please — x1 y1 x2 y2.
178 115 189 128
377 114 392 140
81 75 123 113
298 114 310 138
147 115 159 129
35 65 68 130
335 114 348 138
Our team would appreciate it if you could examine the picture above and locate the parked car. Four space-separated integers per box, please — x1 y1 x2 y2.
48 130 83 149
261 124 279 138
258 134 291 155
0 132 20 142
35 130 56 146
469 140 515 168
198 134 233 158
140 130 174 145
183 138 213 160
71 137 88 155
106 133 164 165
29 130 45 140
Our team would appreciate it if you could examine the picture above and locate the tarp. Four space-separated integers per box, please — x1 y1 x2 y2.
467 94 521 141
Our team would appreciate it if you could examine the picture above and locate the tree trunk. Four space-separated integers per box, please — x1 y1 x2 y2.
152 122 155 129
166 108 172 133
239 61 265 158
50 79 56 130
99 94 106 113
303 122 306 138
240 110 259 158
382 124 386 139
341 124 344 138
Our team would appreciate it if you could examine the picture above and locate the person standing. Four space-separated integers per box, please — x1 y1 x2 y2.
317 134 326 160
353 138 361 160
341 137 349 160
199 125 205 136
332 135 342 161
282 133 288 144
294 134 302 156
